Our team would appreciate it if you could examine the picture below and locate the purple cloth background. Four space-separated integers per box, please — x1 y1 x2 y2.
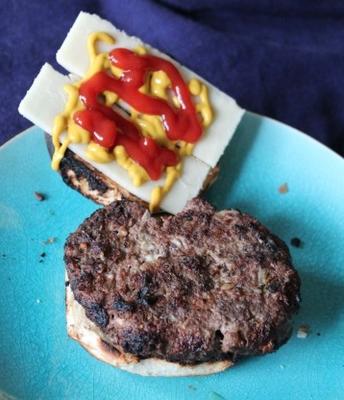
1 0 344 155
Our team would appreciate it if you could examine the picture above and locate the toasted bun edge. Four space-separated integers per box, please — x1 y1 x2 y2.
65 284 232 377
45 134 218 209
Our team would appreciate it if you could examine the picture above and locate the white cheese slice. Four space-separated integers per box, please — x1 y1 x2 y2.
18 64 70 133
18 63 210 215
56 11 244 168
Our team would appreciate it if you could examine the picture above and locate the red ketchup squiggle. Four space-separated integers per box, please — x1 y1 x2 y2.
74 102 177 180
74 49 203 180
109 48 202 143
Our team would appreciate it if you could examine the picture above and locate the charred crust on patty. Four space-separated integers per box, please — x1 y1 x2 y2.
64 198 301 365
84 303 109 328
46 133 108 194
45 134 142 206
112 296 137 313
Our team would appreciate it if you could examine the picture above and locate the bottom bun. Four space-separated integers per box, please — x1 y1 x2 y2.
66 284 233 377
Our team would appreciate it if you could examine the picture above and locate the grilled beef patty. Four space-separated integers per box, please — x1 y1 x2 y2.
65 199 300 365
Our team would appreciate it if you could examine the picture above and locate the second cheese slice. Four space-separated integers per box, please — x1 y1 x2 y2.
56 11 244 168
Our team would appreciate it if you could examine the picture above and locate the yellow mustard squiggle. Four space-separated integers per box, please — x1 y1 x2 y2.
114 145 149 187
86 142 114 163
51 32 213 212
149 164 182 212
51 85 81 170
189 78 213 127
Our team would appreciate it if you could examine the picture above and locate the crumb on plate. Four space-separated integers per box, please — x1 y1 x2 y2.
34 192 45 201
278 183 289 194
297 324 310 339
43 237 56 245
290 237 303 248
209 392 225 400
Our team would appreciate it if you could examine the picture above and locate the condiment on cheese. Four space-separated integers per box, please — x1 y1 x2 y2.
51 32 213 212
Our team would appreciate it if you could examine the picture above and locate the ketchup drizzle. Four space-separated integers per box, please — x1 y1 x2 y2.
74 48 203 180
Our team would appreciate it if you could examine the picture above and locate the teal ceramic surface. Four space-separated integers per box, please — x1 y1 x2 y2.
0 112 343 400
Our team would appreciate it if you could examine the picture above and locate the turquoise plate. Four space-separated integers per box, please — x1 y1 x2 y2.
0 112 343 400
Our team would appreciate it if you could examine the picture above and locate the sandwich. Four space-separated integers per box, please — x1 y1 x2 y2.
19 12 244 214
18 12 300 376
